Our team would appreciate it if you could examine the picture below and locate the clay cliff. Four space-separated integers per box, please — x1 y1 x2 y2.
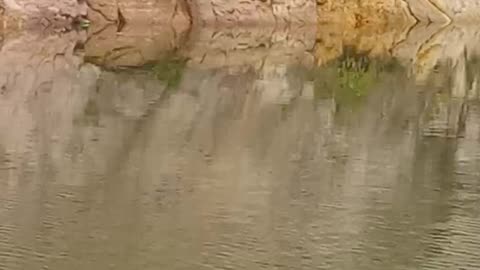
87 0 316 28
3 0 480 30
0 0 87 28
87 0 190 30
186 0 316 25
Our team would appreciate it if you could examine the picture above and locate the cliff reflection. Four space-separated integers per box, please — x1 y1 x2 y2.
0 24 479 269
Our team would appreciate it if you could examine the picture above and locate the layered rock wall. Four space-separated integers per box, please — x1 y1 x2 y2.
180 25 316 68
405 0 480 22
402 0 480 23
85 22 190 67
444 0 480 21
318 0 480 25
4 0 480 28
317 0 414 26
1 0 87 25
87 0 190 28
187 0 316 25
86 0 316 27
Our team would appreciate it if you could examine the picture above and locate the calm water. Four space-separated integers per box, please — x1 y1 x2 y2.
1 26 480 269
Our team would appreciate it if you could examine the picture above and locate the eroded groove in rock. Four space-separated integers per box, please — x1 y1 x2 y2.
404 0 451 24
85 0 116 23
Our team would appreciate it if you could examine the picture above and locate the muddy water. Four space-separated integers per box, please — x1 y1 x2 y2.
1 27 480 270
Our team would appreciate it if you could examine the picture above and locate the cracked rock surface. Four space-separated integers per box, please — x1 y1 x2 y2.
403 0 480 23
1 0 87 27
86 0 316 27
87 0 190 30
186 0 316 25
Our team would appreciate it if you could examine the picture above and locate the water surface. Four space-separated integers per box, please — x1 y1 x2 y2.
0 25 480 270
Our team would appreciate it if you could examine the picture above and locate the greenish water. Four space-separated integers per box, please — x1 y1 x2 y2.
0 34 480 270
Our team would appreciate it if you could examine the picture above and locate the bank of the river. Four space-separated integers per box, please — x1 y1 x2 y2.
0 0 316 28
2 0 480 31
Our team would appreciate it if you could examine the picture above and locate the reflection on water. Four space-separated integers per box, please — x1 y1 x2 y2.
0 24 480 270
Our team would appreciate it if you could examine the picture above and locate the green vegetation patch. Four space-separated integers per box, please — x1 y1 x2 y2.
311 47 403 110
142 55 188 91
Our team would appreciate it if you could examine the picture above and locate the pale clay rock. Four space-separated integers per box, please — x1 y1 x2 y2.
5 0 480 29
3 0 87 18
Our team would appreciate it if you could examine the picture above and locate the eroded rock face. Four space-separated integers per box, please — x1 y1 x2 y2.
404 0 452 23
87 0 315 27
402 0 480 23
443 0 480 21
181 25 316 68
5 0 480 28
317 0 415 27
318 0 480 24
87 0 190 31
85 0 191 68
187 0 316 25
84 24 316 69
1 0 87 25
314 22 410 66
85 23 190 67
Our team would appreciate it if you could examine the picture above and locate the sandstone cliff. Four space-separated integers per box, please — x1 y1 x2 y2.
318 0 480 26
86 0 316 27
1 0 87 28
405 0 480 23
187 0 316 25
4 0 480 29
317 0 414 27
87 0 190 31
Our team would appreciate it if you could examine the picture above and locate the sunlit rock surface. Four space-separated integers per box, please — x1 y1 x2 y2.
5 0 480 29
317 0 415 27
187 0 316 25
405 0 480 22
87 0 190 31
83 0 191 68
318 0 480 24
1 0 87 29
86 0 315 28
314 22 411 66
83 25 316 68
2 0 87 17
